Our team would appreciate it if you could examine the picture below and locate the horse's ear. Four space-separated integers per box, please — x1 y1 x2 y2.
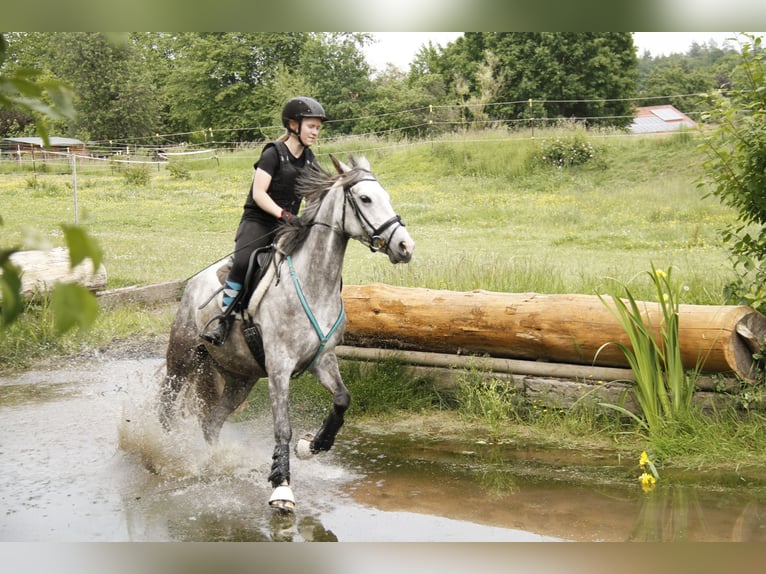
330 154 350 174
354 155 370 171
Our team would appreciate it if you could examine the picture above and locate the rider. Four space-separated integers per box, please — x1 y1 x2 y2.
200 96 326 345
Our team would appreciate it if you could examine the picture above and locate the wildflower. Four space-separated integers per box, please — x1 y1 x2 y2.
639 451 650 467
639 472 656 493
655 269 667 279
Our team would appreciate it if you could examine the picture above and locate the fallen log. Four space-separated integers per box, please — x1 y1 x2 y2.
341 284 766 381
6 247 107 298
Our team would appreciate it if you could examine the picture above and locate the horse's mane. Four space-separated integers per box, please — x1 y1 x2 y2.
274 155 371 256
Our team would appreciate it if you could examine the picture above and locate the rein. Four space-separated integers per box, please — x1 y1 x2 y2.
286 255 345 378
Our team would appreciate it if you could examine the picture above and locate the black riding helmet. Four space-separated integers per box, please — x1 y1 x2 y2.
282 97 326 147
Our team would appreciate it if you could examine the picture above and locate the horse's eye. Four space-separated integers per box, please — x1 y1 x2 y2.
360 195 372 204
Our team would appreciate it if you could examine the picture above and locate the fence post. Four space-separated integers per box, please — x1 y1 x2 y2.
71 151 79 225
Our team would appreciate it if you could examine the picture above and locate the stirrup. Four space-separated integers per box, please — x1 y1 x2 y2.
200 314 232 345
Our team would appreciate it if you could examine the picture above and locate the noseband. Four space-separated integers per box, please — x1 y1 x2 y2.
341 176 406 253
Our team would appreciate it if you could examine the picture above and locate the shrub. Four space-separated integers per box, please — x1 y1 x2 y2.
536 133 596 168
122 164 151 186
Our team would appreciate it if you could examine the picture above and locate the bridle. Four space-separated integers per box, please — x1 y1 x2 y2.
313 172 406 254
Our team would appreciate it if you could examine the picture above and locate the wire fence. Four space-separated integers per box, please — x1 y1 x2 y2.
0 91 714 173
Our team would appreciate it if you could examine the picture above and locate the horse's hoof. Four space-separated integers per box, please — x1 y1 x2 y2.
269 484 296 513
295 433 315 459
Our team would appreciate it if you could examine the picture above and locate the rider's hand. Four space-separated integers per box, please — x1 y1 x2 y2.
279 209 300 225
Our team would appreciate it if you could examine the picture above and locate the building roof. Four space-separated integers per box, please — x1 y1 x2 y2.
2 136 85 148
629 105 698 134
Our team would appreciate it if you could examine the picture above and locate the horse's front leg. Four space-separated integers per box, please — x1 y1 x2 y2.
267 369 295 512
296 352 350 458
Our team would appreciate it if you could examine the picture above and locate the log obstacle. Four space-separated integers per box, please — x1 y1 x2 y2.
6 247 107 298
341 283 766 382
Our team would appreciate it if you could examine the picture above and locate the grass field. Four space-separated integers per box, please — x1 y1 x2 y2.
0 127 736 305
5 127 766 469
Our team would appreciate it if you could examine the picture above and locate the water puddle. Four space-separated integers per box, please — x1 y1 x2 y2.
1 355 765 541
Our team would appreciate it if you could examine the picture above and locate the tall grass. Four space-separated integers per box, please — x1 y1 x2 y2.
596 264 700 438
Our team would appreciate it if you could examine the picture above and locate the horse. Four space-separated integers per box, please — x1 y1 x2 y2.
157 154 414 512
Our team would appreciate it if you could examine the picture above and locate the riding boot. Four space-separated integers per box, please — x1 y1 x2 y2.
200 279 241 345
200 313 235 346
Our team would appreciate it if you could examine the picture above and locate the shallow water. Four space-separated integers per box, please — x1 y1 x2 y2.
1 356 765 542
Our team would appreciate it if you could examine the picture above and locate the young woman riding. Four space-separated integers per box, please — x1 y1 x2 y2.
200 96 326 345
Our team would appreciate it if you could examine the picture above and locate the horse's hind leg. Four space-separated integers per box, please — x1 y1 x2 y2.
296 352 350 458
201 373 257 444
158 342 209 431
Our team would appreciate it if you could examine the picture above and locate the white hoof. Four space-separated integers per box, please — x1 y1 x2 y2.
269 484 295 513
295 433 314 460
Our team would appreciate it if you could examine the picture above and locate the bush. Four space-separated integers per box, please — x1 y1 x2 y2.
699 34 766 312
121 164 151 186
536 133 596 168
167 162 191 180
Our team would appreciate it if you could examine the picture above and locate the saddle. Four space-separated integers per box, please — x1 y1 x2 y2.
211 247 274 310
205 247 277 372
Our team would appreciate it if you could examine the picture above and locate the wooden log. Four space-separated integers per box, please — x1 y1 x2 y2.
7 247 107 297
97 280 185 307
341 284 766 381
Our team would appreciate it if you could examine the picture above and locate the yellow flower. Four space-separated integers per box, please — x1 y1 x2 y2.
639 472 656 492
639 451 650 467
655 269 667 279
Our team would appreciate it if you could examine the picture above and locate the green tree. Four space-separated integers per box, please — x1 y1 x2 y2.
2 32 161 142
162 32 310 141
297 33 374 137
635 42 740 115
699 34 766 312
438 33 638 128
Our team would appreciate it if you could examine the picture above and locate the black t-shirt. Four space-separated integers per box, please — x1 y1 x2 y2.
242 141 314 223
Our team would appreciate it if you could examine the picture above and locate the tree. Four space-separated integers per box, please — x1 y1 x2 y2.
162 32 310 141
438 33 639 128
0 32 74 143
699 34 766 312
297 33 374 137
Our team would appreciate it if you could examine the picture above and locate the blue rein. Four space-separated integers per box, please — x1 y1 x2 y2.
287 255 345 378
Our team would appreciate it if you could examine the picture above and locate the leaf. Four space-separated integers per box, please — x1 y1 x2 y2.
61 224 103 272
0 260 24 326
50 283 99 334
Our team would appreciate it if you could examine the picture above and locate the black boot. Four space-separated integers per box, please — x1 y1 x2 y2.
200 314 235 346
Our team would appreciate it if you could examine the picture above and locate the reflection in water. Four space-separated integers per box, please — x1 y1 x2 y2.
629 484 766 541
2 357 766 542
336 428 766 542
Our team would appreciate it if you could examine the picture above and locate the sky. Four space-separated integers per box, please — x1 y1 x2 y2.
362 32 755 72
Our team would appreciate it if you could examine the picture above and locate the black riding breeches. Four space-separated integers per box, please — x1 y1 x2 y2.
228 218 277 286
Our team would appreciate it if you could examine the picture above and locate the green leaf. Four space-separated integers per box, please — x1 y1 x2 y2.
50 283 99 334
0 261 24 326
61 224 103 272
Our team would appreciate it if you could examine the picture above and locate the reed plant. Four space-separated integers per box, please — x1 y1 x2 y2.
596 264 700 438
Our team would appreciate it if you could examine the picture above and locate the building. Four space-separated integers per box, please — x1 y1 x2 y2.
629 105 698 134
1 136 87 157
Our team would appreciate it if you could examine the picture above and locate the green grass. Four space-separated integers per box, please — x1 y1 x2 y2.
1 128 734 300
4 127 759 470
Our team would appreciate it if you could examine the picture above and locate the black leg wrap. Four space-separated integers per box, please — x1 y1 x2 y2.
311 411 345 453
268 444 290 487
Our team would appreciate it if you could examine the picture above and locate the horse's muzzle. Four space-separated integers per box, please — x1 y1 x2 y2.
387 228 414 264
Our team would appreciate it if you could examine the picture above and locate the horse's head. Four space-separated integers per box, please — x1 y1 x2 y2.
331 155 414 264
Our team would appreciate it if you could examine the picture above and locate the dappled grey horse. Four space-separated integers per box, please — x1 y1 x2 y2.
158 155 414 511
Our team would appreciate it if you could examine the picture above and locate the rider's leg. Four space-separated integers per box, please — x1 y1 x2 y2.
200 218 274 346
199 278 241 345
